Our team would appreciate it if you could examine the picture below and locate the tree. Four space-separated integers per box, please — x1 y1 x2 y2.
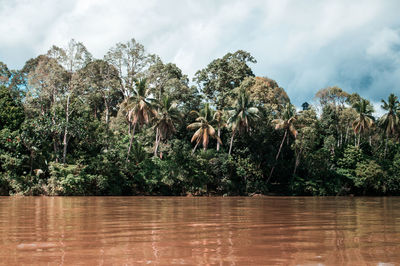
292 108 318 177
315 86 350 148
212 110 226 152
0 62 11 86
47 39 93 163
272 104 298 159
79 59 122 125
194 50 256 109
147 58 190 104
315 86 349 107
26 55 68 162
187 103 221 154
227 88 259 155
338 107 358 147
268 103 298 182
238 76 290 112
380 93 400 156
122 78 156 160
105 38 154 100
352 98 375 147
0 85 25 131
153 96 180 157
355 159 385 194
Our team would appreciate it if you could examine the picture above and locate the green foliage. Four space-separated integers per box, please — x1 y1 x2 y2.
380 93 400 137
0 62 11 86
354 160 385 193
194 50 256 109
337 145 364 169
0 39 399 196
383 150 400 194
352 97 375 147
233 156 265 194
48 163 86 195
0 85 25 131
238 76 290 112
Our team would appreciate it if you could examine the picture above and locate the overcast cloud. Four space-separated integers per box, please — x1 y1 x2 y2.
1 0 399 109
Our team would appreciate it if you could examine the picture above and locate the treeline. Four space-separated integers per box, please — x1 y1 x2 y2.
0 38 399 196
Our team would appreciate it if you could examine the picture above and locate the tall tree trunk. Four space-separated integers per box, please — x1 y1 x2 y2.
268 129 288 183
384 134 388 158
62 125 68 164
217 127 221 151
126 123 137 161
228 130 236 155
52 106 58 163
154 128 160 157
276 129 288 160
29 150 34 174
293 154 301 177
340 132 343 147
53 135 59 163
157 134 162 158
266 166 275 184
293 135 304 177
336 123 340 147
104 99 109 125
192 140 200 154
62 94 70 164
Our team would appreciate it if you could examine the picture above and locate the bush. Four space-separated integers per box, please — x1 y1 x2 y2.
48 163 87 195
354 159 386 194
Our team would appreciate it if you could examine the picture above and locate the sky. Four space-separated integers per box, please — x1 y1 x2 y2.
1 0 399 112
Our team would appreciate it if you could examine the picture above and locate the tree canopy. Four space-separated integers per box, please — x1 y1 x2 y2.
0 39 399 197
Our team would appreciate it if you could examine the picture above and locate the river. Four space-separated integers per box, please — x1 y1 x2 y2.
0 197 399 265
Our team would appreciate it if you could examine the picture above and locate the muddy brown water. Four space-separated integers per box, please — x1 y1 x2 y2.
0 197 399 265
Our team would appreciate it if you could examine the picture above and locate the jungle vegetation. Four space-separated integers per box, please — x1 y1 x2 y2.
1 38 399 196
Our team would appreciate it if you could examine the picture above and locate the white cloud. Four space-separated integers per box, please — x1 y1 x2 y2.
1 0 400 106
372 101 385 118
367 28 400 57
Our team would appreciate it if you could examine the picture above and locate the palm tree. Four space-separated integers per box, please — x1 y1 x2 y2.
272 103 298 160
379 93 400 156
187 103 222 154
352 98 374 147
213 110 226 151
153 96 180 157
123 78 157 160
227 89 259 155
268 103 298 183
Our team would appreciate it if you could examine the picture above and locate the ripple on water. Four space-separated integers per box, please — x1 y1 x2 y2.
0 196 399 265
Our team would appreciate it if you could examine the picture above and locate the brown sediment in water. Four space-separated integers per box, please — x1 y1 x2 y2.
0 196 399 265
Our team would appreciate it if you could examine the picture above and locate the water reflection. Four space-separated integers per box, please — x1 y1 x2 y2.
0 197 399 265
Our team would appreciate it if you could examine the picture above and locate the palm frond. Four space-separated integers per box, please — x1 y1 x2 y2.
187 122 202 130
191 128 202 143
208 125 216 136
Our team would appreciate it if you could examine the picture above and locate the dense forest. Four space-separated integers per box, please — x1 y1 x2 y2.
0 38 399 196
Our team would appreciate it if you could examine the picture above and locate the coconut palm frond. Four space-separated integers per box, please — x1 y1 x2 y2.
187 122 202 130
191 128 202 143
